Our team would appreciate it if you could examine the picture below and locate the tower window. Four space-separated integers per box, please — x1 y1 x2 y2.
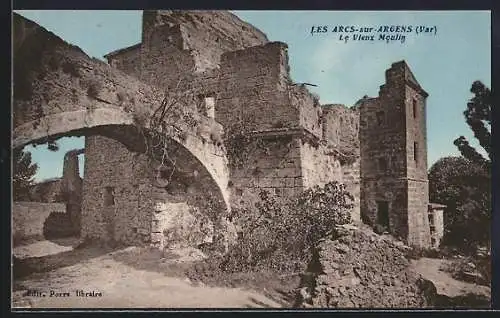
413 142 419 163
412 99 417 118
104 186 115 206
376 111 384 126
376 201 390 230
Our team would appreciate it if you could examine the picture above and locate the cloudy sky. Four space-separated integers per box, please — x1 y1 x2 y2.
14 10 491 182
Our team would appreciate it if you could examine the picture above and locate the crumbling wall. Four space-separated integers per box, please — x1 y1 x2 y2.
117 10 269 89
289 85 322 139
217 42 296 131
140 23 197 89
141 10 268 73
105 44 141 78
12 202 66 244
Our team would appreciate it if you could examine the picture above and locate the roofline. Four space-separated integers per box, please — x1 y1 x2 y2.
104 43 141 59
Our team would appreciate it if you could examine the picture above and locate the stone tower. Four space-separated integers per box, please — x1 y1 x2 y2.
359 61 431 248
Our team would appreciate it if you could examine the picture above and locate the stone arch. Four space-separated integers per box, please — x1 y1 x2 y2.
12 107 231 213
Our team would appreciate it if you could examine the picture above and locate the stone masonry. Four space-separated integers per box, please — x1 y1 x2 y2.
359 62 431 247
13 11 437 249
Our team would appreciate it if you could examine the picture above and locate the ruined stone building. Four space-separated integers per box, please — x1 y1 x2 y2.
13 11 443 250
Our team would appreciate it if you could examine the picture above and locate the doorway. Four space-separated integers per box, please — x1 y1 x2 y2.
376 200 390 230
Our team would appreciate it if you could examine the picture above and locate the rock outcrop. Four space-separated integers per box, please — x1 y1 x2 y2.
297 224 436 308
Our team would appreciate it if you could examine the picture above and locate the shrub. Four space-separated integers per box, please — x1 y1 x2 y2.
86 79 102 99
221 181 353 273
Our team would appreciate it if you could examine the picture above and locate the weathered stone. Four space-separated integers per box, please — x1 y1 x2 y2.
13 10 434 253
336 244 350 254
299 226 432 309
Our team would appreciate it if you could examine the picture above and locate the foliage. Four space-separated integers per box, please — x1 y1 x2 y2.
223 111 263 169
428 156 490 251
453 81 491 167
134 75 203 186
220 182 353 273
46 140 59 152
86 78 102 99
13 149 38 201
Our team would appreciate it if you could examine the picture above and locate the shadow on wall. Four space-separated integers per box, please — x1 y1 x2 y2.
12 202 67 247
42 211 79 241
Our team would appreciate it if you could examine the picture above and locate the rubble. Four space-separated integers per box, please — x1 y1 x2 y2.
297 224 435 308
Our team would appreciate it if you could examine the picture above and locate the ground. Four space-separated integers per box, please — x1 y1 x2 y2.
12 236 490 309
12 238 290 309
410 257 490 306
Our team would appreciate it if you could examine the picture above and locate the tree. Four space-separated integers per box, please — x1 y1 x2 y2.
428 156 490 251
13 149 38 201
453 81 491 167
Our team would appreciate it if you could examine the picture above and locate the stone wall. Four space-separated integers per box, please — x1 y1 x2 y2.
300 142 343 189
151 201 214 249
82 135 153 245
12 201 66 244
103 11 366 230
289 85 322 139
140 23 197 89
105 44 141 78
229 136 303 209
128 10 269 90
322 104 360 155
217 42 294 131
342 160 361 223
141 10 268 73
61 148 84 234
407 180 431 247
82 133 229 248
29 178 62 203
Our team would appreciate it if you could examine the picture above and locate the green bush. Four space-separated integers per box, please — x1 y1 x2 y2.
429 156 490 251
221 181 353 273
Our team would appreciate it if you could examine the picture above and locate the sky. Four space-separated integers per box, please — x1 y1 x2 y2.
14 10 491 182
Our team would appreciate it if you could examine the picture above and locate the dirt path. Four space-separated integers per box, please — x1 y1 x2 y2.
410 257 490 299
12 240 284 309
